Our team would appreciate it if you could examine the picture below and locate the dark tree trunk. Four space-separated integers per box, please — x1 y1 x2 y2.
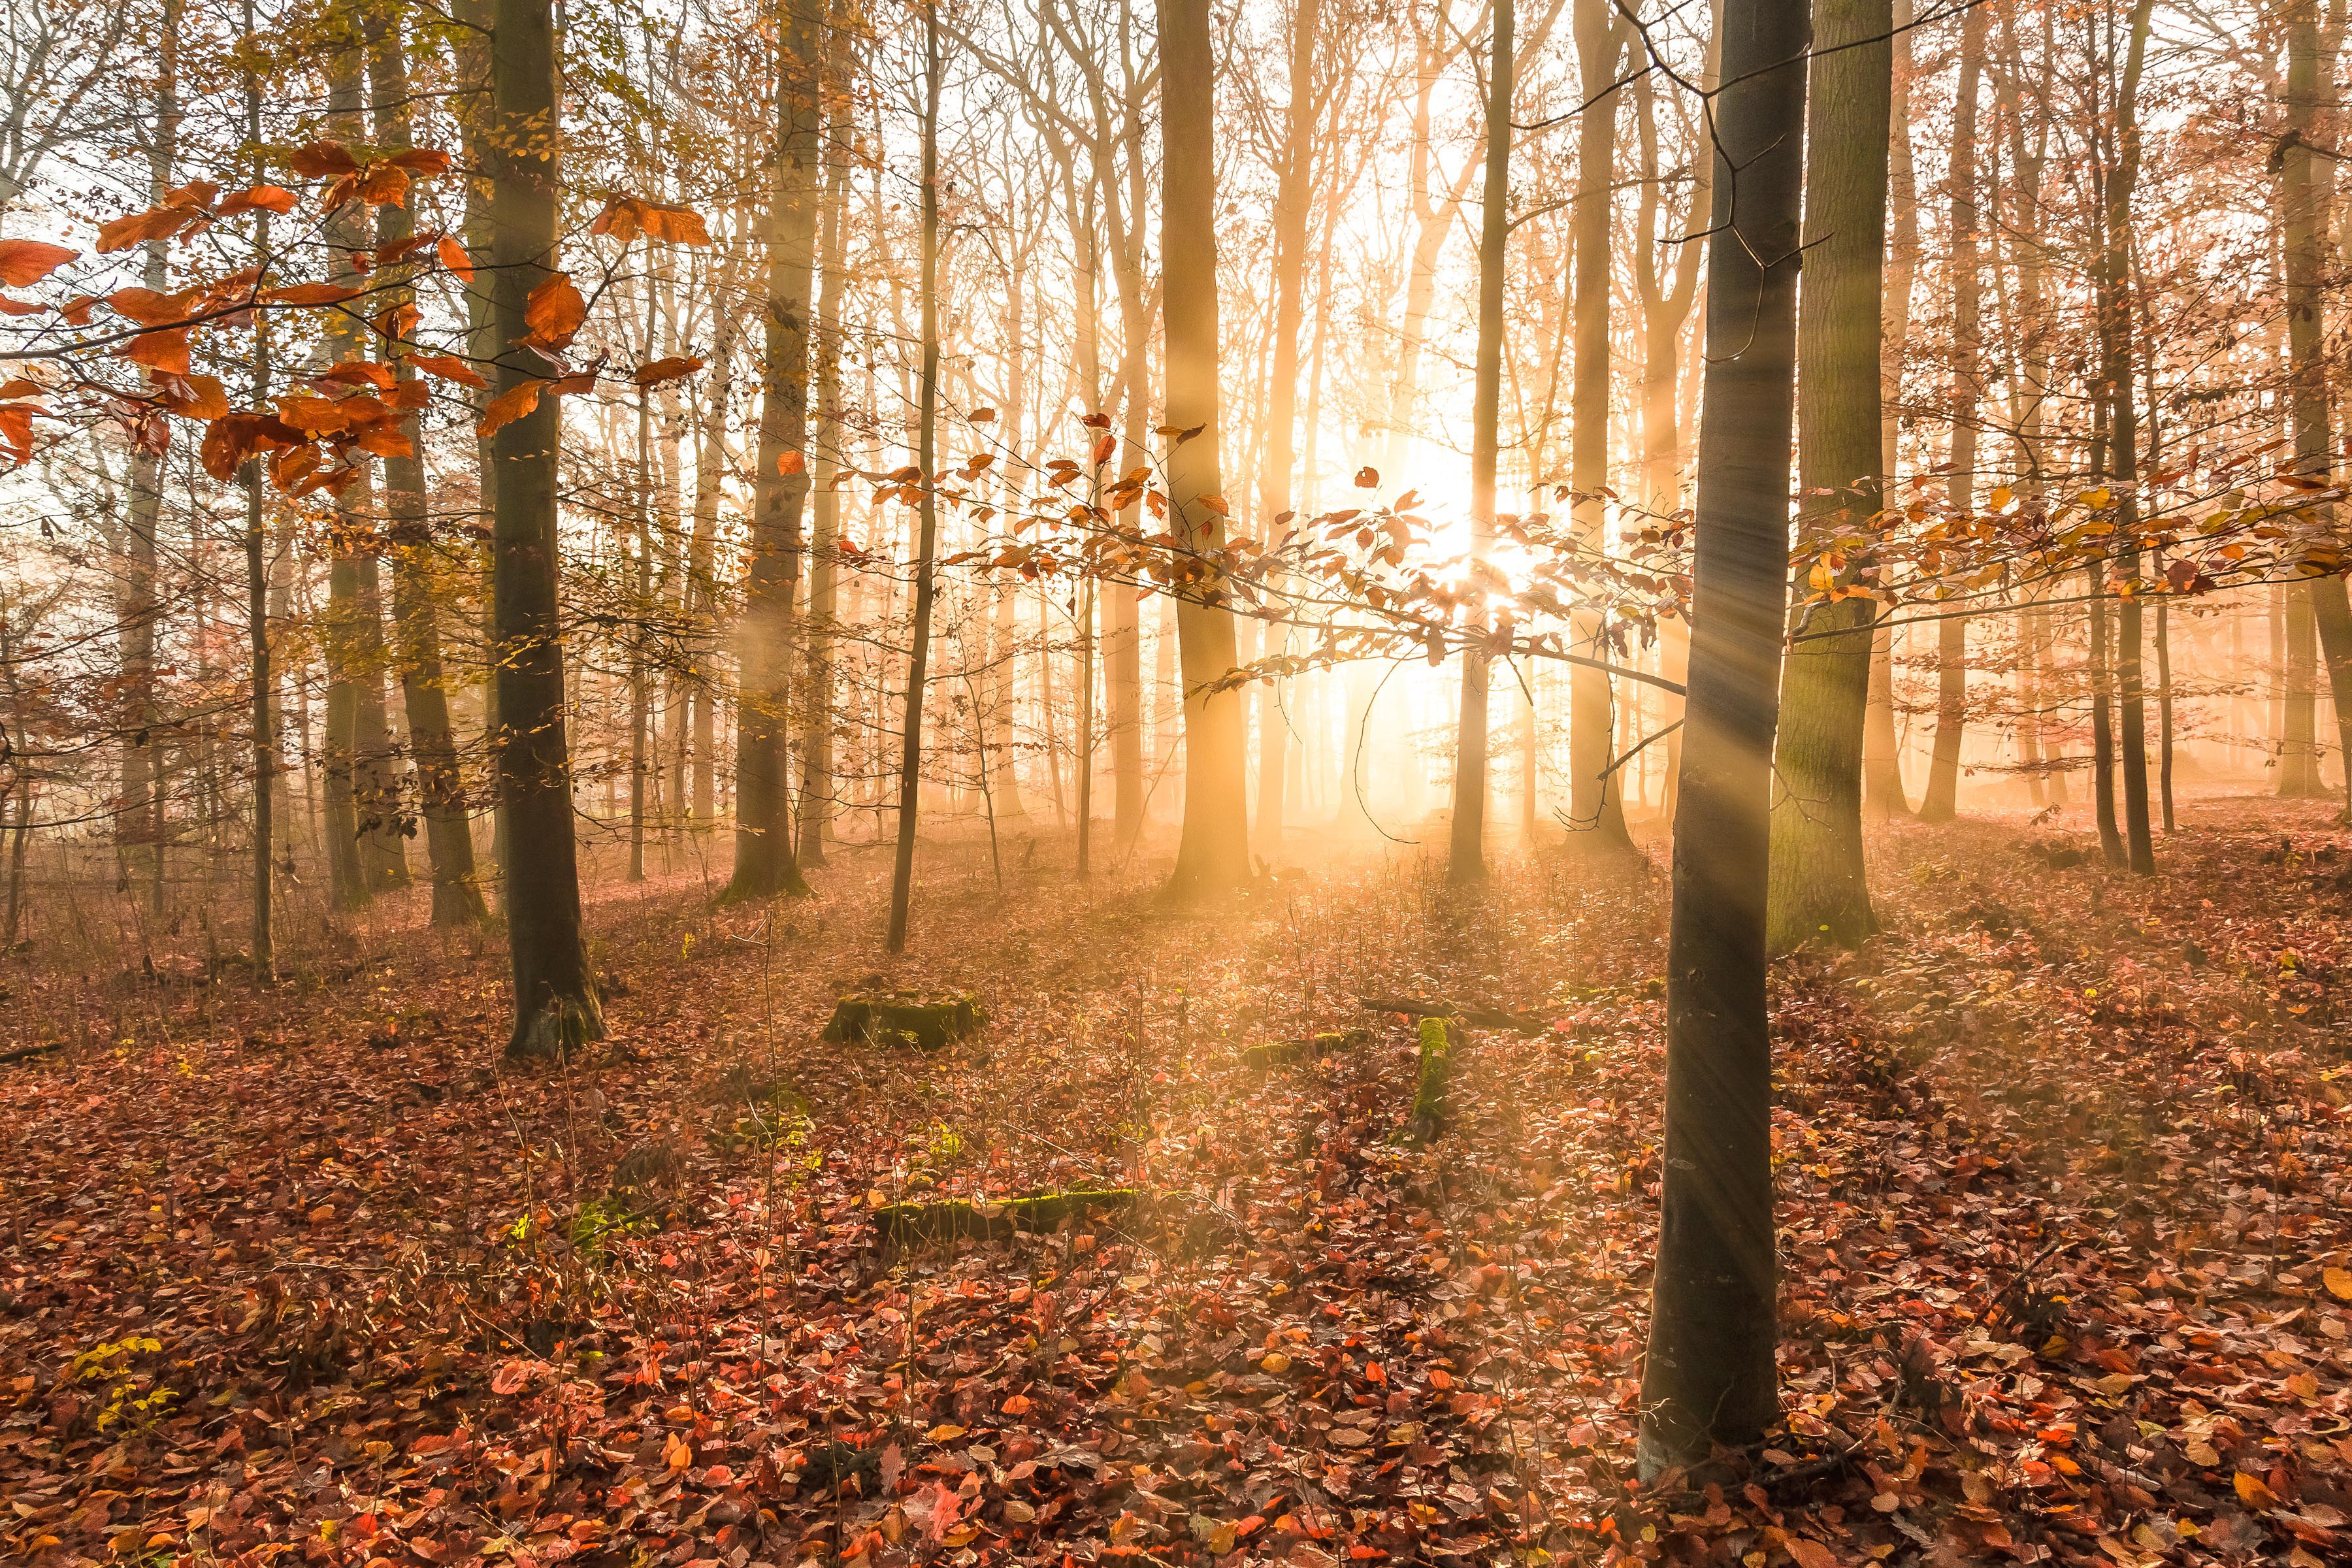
1637 0 1807 1477
489 0 603 1058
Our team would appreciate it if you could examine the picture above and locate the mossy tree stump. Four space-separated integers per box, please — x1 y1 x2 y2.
1241 1027 1371 1069
823 992 985 1051
872 1187 1137 1247
1411 1017 1458 1138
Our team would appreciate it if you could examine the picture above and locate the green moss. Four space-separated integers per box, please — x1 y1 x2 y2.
872 1186 1137 1246
1242 1027 1370 1069
1411 1017 1455 1134
824 992 986 1051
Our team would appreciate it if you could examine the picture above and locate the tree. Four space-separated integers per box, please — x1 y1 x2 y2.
721 0 825 904
1767 0 1891 950
488 0 603 1058
1448 0 1511 883
1158 0 1250 900
1639 0 1807 1476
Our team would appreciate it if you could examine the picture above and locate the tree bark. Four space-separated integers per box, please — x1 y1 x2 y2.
1865 0 1916 819
722 0 823 902
1638 0 1806 1477
489 0 603 1057
800 89 850 865
1767 0 1890 951
1449 0 1511 882
1158 0 1250 898
371 5 489 924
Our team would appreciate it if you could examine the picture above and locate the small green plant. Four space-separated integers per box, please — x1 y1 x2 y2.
74 1335 175 1434
569 1194 653 1254
708 1082 815 1156
924 1122 966 1165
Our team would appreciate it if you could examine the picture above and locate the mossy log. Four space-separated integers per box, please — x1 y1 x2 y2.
873 1187 1137 1246
823 992 985 1051
1410 1017 1458 1135
1241 1027 1371 1069
1358 994 1546 1034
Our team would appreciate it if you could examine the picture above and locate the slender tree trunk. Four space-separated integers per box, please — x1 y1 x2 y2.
489 0 603 1057
886 10 944 952
371 7 489 924
1450 0 1512 882
1767 0 1890 950
800 96 849 865
240 0 274 979
1865 0 1916 818
1639 0 1806 1477
723 0 823 902
1159 0 1250 898
2087 566 2126 865
1918 4 1984 825
2104 0 2157 871
1567 0 1634 851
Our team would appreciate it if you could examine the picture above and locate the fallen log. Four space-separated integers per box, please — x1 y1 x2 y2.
873 1187 1137 1247
1356 994 1547 1034
1241 1028 1371 1069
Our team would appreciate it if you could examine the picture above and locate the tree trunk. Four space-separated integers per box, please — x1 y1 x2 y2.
1158 0 1250 899
1566 0 1634 851
1637 0 1806 1477
1767 0 1889 951
1917 3 1984 825
886 8 945 952
722 0 823 903
370 6 489 924
2087 566 2126 866
800 92 849 865
2104 0 2157 872
489 0 603 1058
1865 0 1916 819
1449 0 1511 883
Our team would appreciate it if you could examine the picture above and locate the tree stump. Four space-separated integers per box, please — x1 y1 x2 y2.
823 992 985 1051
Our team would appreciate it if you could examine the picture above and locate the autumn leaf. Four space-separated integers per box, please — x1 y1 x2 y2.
288 140 359 178
410 353 487 389
1785 1538 1840 1568
477 380 544 438
385 148 454 175
2236 1471 2279 1510
197 412 302 480
589 194 713 246
106 287 202 327
97 205 206 253
777 449 806 476
522 272 587 350
316 361 395 391
358 165 412 208
263 282 363 307
0 404 33 465
164 180 220 209
1354 465 1379 488
1091 433 1117 466
631 355 705 386
216 185 298 217
120 328 191 376
2324 1266 2352 1301
0 238 78 287
275 395 358 437
0 294 40 316
155 374 230 421
435 235 475 282
490 1360 531 1395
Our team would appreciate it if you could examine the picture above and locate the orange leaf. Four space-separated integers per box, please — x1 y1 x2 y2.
264 282 362 307
410 353 487 389
0 294 41 316
1091 433 1117 466
0 238 78 287
97 205 204 253
385 148 454 175
198 412 302 480
0 404 33 465
374 233 438 265
2236 1471 2279 1511
359 165 412 208
355 424 415 458
155 374 229 421
591 195 711 246
0 378 40 400
435 235 475 282
316 361 395 391
164 180 220 209
289 140 359 178
384 380 431 412
121 328 191 376
523 272 586 350
777 449 806 476
632 355 705 386
1785 1540 1838 1568
477 380 544 438
373 302 422 341
217 185 298 217
106 286 203 327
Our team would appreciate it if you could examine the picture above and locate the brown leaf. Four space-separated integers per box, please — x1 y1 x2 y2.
216 185 298 217
410 354 487 389
358 165 412 208
522 272 586 350
97 205 205 253
106 287 203 327
155 374 230 421
385 148 454 175
263 282 363 307
198 412 302 480
120 328 191 376
631 355 706 387
435 235 475 282
477 380 544 438
289 140 359 178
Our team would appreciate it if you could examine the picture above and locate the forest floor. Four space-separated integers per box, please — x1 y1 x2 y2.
3 792 2351 1568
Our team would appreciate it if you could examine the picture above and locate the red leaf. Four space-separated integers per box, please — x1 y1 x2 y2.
0 404 33 465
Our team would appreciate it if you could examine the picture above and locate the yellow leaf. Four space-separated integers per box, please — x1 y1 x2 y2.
1260 1352 1290 1374
2185 1440 2220 1467
1989 485 2014 510
2234 1471 2277 1510
926 1424 967 1442
2323 1266 2352 1301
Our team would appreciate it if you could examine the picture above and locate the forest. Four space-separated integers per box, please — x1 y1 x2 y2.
3 0 2351 1561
